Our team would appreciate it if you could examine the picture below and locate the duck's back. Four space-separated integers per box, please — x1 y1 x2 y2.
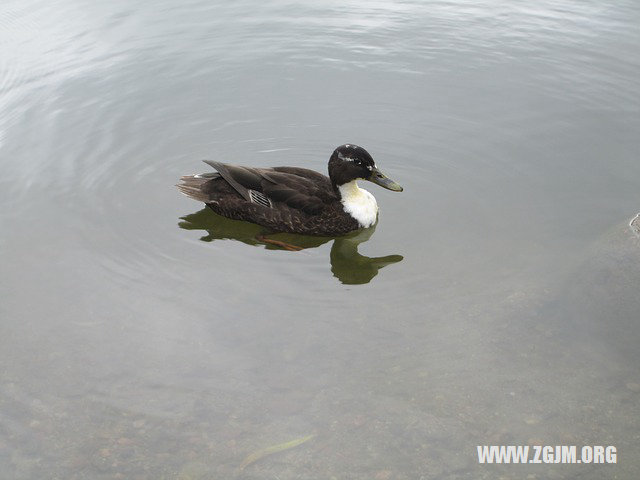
178 162 360 236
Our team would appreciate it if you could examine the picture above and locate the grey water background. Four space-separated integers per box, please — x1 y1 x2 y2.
1 0 640 478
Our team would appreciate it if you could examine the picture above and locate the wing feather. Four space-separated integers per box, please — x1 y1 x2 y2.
201 161 334 216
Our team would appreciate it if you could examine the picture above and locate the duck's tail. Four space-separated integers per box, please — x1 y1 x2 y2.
176 173 219 203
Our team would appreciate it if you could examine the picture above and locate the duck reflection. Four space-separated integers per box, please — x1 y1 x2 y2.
178 208 403 285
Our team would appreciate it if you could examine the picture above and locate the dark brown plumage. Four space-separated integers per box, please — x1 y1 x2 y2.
177 145 403 236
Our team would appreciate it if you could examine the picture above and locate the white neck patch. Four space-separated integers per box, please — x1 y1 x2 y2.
338 180 378 228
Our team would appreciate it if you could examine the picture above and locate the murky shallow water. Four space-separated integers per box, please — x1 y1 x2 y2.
1 0 639 478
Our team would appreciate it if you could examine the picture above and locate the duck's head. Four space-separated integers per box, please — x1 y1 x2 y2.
328 144 403 192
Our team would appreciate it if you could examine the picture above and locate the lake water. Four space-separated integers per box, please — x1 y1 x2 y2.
1 0 639 478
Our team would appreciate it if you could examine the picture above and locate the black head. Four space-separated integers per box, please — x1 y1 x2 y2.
328 144 403 192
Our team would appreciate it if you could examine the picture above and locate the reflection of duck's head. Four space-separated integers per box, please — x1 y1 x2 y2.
178 208 402 285
330 226 403 285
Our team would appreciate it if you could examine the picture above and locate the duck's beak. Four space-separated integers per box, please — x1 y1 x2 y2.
368 167 403 192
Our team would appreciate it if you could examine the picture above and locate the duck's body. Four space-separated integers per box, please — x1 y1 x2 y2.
178 144 402 236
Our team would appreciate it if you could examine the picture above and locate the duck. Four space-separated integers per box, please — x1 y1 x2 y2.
177 144 403 237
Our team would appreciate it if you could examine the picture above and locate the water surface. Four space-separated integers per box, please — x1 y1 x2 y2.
1 0 639 478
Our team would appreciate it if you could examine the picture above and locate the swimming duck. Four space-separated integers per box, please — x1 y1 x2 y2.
177 144 402 237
